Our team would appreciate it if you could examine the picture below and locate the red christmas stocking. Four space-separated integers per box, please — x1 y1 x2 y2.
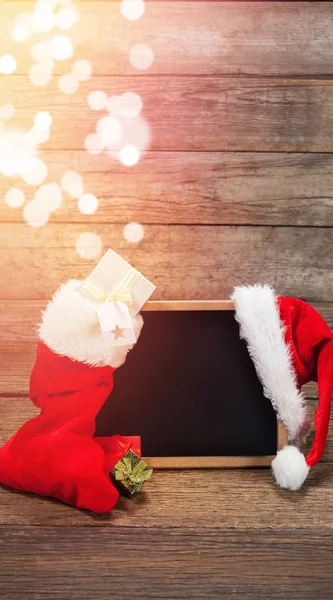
0 280 143 513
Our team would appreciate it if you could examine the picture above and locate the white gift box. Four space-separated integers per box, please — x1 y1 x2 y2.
79 249 156 315
79 249 156 348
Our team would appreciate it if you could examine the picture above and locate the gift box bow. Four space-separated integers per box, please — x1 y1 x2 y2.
80 266 139 348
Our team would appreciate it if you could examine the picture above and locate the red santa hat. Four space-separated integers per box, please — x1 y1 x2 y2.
232 285 333 491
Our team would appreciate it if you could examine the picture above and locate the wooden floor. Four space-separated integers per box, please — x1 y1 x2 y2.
0 391 333 598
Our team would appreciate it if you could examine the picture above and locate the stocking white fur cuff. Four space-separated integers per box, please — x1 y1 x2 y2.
38 279 143 368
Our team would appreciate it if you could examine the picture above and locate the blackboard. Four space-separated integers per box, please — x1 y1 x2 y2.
95 302 285 468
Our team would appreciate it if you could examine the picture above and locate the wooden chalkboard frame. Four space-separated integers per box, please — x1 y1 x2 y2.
140 300 288 469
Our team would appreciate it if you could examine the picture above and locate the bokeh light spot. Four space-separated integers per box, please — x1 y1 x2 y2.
35 182 62 212
31 41 53 62
84 133 104 155
0 55 17 75
21 157 48 186
129 44 154 70
55 6 79 30
29 126 50 144
31 8 55 32
29 61 54 87
58 73 79 94
61 170 84 198
5 188 25 208
124 222 144 243
119 144 140 166
23 199 50 228
121 0 145 21
88 90 107 110
76 232 102 259
72 59 92 81
78 193 98 215
0 104 15 120
97 116 123 147
107 91 143 118
50 35 73 60
12 24 30 43
34 111 52 129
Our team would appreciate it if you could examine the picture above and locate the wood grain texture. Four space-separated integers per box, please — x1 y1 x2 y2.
2 2 333 76
1 223 333 301
3 77 333 151
3 152 333 226
0 526 333 599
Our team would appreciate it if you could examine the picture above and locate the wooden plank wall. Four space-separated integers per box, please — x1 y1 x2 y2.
1 3 333 391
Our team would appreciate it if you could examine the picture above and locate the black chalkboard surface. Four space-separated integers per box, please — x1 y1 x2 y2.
95 304 282 467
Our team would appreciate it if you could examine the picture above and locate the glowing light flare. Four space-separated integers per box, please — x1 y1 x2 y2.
123 222 144 243
115 115 150 152
119 144 140 166
29 60 54 87
23 199 50 228
50 35 73 60
0 104 15 120
21 157 48 186
31 41 53 62
129 44 154 70
55 6 79 30
35 182 62 212
97 116 123 148
0 55 17 75
36 0 58 9
0 131 37 178
31 8 55 32
29 126 50 144
76 232 102 259
88 90 107 111
12 24 30 43
34 111 52 129
5 188 25 208
120 0 145 21
61 170 84 198
107 92 143 118
84 133 104 155
78 193 98 215
72 59 92 82
58 73 79 94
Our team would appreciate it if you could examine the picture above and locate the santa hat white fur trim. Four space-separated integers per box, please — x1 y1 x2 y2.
232 285 306 442
272 446 310 490
38 279 143 368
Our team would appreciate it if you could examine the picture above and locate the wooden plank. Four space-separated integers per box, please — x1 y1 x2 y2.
1 224 333 301
3 77 333 151
3 151 333 226
2 2 333 76
0 526 332 600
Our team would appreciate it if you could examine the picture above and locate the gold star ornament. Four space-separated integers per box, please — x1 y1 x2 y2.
110 324 126 341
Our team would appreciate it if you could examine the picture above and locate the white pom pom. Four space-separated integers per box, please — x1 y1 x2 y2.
272 446 310 491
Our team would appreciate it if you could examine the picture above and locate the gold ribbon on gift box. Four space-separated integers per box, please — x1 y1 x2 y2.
80 266 139 308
